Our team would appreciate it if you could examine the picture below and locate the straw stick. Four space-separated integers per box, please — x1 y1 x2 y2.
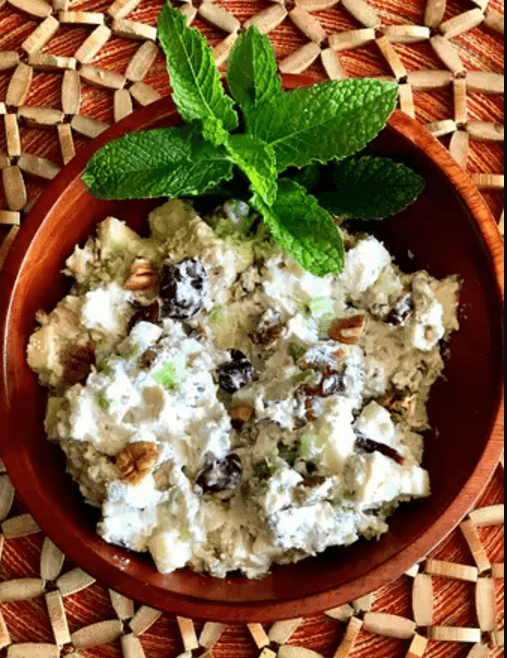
426 559 478 582
376 37 407 80
449 130 470 168
321 48 346 80
413 574 434 626
57 568 96 597
130 606 163 636
440 9 484 39
70 115 109 138
2 513 41 538
45 590 71 645
341 0 381 28
290 7 327 43
363 613 416 640
247 623 270 649
130 82 161 106
279 43 321 74
125 41 158 82
244 5 288 34
198 3 240 33
199 622 225 648
269 619 303 645
425 0 446 27
57 123 75 165
21 16 60 55
6 63 33 106
72 620 123 648
469 505 505 525
476 578 496 632
428 627 482 643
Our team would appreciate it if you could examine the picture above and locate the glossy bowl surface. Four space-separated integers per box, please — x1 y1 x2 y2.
0 77 504 622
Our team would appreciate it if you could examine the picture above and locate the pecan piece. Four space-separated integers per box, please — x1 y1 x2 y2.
116 441 161 485
228 405 254 429
385 294 414 326
328 315 366 345
124 259 159 292
64 342 95 385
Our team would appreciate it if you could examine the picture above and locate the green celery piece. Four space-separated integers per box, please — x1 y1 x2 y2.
158 3 238 131
252 179 344 277
226 27 282 113
154 363 180 390
82 126 234 200
245 79 399 172
316 156 425 220
226 134 278 205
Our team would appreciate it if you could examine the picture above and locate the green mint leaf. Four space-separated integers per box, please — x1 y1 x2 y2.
252 179 344 277
82 126 234 200
226 27 282 113
226 134 278 205
291 162 323 193
317 156 425 220
158 2 238 131
246 79 399 172
201 117 229 147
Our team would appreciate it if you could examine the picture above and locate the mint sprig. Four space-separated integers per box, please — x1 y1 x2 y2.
82 126 234 200
225 134 278 205
227 26 282 114
158 3 238 132
252 180 344 277
82 3 424 277
245 80 399 172
313 156 425 220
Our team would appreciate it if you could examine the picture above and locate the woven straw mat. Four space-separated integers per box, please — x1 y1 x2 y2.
0 0 504 656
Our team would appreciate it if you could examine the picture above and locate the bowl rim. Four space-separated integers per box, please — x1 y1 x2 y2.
0 78 504 622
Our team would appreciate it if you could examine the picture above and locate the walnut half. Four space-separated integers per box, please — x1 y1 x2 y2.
116 442 161 485
124 259 159 292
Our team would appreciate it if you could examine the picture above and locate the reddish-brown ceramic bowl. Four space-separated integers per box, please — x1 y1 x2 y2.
0 76 504 623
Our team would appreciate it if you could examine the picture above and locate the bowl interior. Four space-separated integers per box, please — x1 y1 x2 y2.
0 99 503 622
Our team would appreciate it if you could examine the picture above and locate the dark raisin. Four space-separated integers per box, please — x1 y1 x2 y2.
301 475 327 488
139 349 157 369
251 309 287 346
355 432 405 465
217 350 258 394
196 454 242 494
385 294 414 326
321 369 346 396
304 367 345 398
128 300 160 331
159 259 208 320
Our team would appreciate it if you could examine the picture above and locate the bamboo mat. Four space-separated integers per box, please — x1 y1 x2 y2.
0 0 504 655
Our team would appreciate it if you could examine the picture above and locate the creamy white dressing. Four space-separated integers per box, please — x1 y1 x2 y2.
27 198 460 579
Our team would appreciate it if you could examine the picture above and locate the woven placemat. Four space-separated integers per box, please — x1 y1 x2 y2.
0 0 504 656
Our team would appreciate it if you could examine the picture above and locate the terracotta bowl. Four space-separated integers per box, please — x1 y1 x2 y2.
0 76 504 623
